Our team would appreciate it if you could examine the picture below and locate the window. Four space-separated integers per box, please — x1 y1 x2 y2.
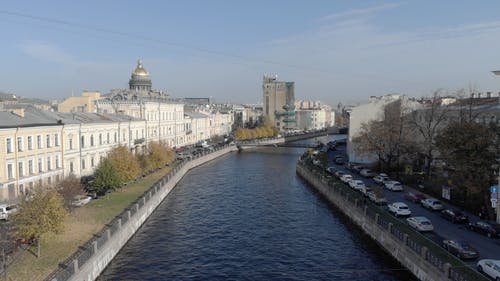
55 134 59 146
7 164 13 179
70 162 74 173
99 134 102 145
69 138 73 150
27 136 33 150
28 159 34 174
81 136 85 148
47 157 51 170
37 135 42 149
81 159 86 170
17 137 23 152
91 157 95 167
114 132 117 143
48 177 51 185
107 133 110 144
90 135 94 146
46 134 51 148
38 158 43 173
55 155 60 168
18 162 23 177
6 138 12 153
123 130 125 141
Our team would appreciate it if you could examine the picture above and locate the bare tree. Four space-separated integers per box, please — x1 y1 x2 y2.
407 90 452 176
353 100 416 171
56 176 85 211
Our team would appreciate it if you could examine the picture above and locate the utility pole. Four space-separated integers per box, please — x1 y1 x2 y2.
491 70 500 223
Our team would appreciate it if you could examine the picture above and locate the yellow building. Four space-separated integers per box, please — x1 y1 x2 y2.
57 91 102 113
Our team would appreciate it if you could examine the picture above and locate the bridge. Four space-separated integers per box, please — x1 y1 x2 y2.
236 127 342 150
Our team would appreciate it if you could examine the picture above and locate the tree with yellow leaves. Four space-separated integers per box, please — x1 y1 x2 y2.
108 145 141 182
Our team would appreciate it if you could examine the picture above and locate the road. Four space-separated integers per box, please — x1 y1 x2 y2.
326 144 500 268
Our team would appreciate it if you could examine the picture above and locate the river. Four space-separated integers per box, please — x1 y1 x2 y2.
98 136 415 280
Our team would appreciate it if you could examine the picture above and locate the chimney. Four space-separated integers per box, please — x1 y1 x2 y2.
11 108 25 117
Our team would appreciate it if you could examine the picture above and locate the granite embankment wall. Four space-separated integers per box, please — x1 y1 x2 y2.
296 162 486 281
46 145 237 281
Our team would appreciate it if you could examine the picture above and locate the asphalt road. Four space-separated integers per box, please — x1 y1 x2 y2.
326 145 500 268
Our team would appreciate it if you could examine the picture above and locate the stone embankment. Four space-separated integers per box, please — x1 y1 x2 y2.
296 162 486 281
46 145 237 281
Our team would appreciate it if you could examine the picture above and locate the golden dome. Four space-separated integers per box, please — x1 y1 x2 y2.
133 59 149 76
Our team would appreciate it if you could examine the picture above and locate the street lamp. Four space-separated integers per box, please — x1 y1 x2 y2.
491 71 500 223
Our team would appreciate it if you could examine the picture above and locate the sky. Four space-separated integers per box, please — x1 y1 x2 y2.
2 0 500 106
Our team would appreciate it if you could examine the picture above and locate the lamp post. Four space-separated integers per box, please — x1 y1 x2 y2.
491 71 500 223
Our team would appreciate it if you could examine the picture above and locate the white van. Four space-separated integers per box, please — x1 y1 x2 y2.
0 204 18 220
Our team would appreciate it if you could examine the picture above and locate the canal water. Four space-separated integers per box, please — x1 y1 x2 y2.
98 137 415 281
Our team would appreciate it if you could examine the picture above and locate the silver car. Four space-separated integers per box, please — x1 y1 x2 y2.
406 216 434 232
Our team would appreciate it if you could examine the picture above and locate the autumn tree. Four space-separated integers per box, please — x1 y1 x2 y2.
13 188 68 257
108 145 141 182
353 100 416 171
91 158 121 195
140 141 174 172
407 90 452 176
436 121 499 215
56 175 86 211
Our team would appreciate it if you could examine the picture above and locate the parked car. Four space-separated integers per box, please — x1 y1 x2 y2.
421 198 444 211
71 195 92 207
468 221 500 238
406 216 434 232
443 240 479 259
326 166 336 175
477 259 500 280
353 165 365 174
404 191 426 203
334 156 344 165
440 209 469 224
373 174 389 185
367 191 388 205
349 180 365 191
340 174 353 183
360 169 376 178
388 202 411 217
384 181 403 191
334 171 345 178
0 204 18 220
360 186 373 196
345 162 357 170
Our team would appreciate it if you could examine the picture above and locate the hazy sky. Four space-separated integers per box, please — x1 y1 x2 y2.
2 1 500 106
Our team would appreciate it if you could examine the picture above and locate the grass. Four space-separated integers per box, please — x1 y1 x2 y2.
7 164 177 281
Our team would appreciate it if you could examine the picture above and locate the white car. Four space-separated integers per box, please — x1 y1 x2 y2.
326 167 336 175
384 181 403 191
360 169 376 178
406 216 434 232
340 174 353 183
373 174 389 184
0 204 18 220
368 192 388 205
477 259 500 280
360 186 373 196
421 198 444 211
349 180 366 191
388 202 411 217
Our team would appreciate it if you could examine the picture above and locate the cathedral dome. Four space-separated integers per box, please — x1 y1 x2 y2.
133 60 149 76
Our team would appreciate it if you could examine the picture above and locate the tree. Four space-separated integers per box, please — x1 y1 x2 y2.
13 188 68 257
407 90 451 176
56 176 85 211
140 141 174 172
353 100 416 171
108 145 141 182
436 121 499 216
92 158 121 195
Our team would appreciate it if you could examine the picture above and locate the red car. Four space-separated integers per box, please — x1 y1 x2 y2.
404 191 426 203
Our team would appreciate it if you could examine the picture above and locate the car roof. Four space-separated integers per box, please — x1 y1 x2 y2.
392 202 408 207
411 216 430 222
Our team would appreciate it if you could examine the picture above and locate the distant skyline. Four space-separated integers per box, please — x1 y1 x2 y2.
2 1 500 106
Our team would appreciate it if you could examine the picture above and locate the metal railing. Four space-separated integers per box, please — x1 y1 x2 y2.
44 144 232 281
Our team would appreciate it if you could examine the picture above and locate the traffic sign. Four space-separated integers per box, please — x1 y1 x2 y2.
492 185 499 193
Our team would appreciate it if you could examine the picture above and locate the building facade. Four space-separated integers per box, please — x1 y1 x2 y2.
262 75 296 131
